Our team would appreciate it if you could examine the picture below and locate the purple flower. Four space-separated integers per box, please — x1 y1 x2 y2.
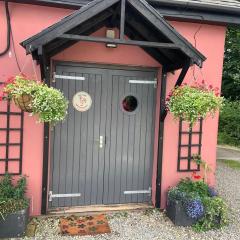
185 199 204 220
208 187 218 197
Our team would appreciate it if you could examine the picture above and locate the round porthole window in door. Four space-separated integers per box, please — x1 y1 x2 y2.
122 95 138 113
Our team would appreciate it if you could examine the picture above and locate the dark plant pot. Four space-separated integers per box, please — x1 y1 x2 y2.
166 200 197 226
0 207 29 238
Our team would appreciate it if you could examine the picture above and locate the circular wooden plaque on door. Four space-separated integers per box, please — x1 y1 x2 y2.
72 91 92 112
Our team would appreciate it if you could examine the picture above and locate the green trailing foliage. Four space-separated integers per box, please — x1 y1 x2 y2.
0 175 29 220
218 100 240 146
31 84 68 123
166 82 223 125
1 75 68 124
176 178 209 199
193 197 229 232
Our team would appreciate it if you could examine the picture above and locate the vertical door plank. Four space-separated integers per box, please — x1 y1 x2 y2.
71 72 82 206
58 71 69 207
91 74 102 204
103 70 113 204
107 75 118 204
113 76 124 204
85 73 95 205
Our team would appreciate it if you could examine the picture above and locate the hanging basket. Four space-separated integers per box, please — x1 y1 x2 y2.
13 94 33 113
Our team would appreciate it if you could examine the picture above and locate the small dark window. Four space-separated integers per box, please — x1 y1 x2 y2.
122 95 138 113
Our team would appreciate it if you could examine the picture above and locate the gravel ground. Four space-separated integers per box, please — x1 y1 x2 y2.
20 162 240 240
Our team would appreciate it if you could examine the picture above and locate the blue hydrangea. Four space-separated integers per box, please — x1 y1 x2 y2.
208 187 218 197
185 199 204 220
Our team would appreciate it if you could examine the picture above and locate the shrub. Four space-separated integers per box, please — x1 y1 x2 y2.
167 187 187 202
218 100 240 146
193 197 229 232
177 178 210 199
167 178 229 231
0 175 29 220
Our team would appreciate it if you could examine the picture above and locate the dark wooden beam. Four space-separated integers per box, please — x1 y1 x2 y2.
120 0 126 39
174 59 191 87
38 47 51 215
124 24 170 65
160 59 191 121
127 0 206 66
125 12 178 63
22 0 120 53
44 9 113 54
155 68 167 209
47 24 109 57
107 3 121 28
59 34 180 49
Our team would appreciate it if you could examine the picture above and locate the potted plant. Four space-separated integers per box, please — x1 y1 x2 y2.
0 175 29 238
166 178 229 231
167 180 205 226
166 80 224 125
0 74 68 124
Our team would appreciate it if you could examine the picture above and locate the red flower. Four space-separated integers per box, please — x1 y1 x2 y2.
194 175 202 180
191 171 202 180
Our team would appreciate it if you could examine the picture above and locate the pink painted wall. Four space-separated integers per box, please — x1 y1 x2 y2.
159 22 226 208
0 2 226 214
0 3 73 216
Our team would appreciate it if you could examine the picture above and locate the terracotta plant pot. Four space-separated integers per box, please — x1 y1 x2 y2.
13 94 33 112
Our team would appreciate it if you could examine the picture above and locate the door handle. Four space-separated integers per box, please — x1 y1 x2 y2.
99 136 103 148
94 136 106 148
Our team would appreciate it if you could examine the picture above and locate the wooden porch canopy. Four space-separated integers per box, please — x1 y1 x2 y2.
20 0 207 212
21 0 206 72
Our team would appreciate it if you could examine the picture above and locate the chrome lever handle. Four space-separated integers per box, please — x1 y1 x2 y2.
99 136 103 148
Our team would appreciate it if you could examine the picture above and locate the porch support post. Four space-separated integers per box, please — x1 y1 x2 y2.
120 0 126 39
38 46 50 215
155 68 167 208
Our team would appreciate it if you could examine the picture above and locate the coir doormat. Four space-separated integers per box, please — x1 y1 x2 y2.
60 214 111 236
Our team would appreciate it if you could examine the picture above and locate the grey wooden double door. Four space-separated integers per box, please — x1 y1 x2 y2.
49 63 157 208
